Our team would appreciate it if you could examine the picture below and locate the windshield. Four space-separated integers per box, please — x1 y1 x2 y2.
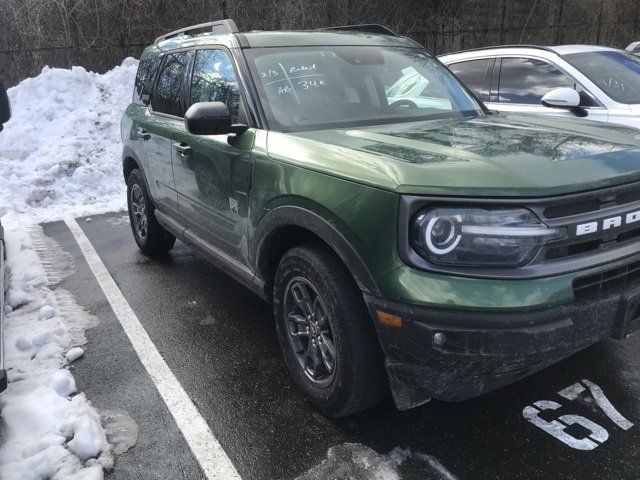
564 50 640 104
245 46 482 132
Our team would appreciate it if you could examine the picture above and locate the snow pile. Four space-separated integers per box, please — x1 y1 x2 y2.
0 58 137 222
0 60 138 479
0 223 113 480
0 222 112 480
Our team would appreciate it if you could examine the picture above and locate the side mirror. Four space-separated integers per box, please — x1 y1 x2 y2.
541 88 580 108
0 80 10 132
184 102 248 136
541 88 587 117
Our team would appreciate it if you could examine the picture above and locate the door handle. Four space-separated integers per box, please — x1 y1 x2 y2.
137 128 150 141
173 142 192 157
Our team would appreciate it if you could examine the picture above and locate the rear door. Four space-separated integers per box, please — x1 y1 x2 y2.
125 56 161 186
142 50 193 215
171 47 254 261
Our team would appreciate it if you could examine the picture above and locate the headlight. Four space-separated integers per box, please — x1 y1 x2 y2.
411 207 564 267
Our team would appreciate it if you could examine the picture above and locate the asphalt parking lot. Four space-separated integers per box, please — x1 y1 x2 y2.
42 212 640 480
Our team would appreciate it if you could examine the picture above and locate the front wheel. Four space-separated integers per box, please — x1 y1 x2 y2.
273 243 386 417
126 168 176 255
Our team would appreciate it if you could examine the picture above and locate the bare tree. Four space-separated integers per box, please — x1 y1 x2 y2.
0 0 638 86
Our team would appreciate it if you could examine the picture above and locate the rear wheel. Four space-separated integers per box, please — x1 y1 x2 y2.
126 168 175 255
273 243 386 417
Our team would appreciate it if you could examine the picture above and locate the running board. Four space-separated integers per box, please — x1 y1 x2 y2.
154 210 268 301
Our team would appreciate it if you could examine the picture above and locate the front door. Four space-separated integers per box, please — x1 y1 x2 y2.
487 57 609 123
172 48 254 261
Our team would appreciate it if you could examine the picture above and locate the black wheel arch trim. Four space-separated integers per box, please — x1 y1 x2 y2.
253 205 381 297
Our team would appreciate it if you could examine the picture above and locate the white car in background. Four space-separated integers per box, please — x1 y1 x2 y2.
439 45 640 129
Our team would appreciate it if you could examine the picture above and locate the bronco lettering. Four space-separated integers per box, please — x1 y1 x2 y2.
576 209 640 236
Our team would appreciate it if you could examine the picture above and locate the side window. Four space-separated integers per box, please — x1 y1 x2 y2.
133 57 160 105
189 49 240 123
448 59 493 101
151 51 192 117
498 57 574 104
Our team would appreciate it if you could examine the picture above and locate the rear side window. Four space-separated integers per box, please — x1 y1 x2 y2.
133 58 160 105
498 57 574 104
152 51 192 116
448 59 493 101
188 49 240 122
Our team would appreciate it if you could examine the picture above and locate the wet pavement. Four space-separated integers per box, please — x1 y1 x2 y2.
43 212 640 480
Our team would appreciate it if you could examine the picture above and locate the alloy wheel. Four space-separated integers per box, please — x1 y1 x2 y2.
283 277 337 387
130 184 148 240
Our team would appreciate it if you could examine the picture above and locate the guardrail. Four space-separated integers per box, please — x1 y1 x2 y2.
0 220 6 392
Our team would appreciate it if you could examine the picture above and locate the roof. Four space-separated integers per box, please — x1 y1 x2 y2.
142 22 419 57
439 44 621 59
547 44 619 55
240 30 417 48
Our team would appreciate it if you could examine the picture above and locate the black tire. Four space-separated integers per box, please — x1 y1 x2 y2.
273 242 387 417
126 169 176 256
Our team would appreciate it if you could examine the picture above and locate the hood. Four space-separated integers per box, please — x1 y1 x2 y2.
266 113 640 197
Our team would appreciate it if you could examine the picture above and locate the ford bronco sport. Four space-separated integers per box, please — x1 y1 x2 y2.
122 20 640 416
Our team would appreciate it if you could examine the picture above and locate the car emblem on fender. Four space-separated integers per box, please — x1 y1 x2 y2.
229 197 239 216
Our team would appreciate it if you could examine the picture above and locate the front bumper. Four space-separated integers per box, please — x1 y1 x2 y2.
365 283 640 411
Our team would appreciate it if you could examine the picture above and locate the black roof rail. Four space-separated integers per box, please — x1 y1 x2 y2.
155 19 239 44
441 44 558 56
324 24 398 36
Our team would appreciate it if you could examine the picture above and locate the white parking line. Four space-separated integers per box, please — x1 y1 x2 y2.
65 218 241 480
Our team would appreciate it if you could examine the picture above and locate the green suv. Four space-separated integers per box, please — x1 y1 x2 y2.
122 20 640 416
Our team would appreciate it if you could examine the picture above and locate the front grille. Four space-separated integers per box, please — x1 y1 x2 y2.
543 185 640 220
529 181 640 264
543 199 600 219
546 239 602 260
618 227 640 243
573 260 640 299
616 189 640 206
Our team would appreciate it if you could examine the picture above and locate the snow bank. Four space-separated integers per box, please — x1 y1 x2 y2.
0 60 138 479
0 221 113 479
0 59 137 221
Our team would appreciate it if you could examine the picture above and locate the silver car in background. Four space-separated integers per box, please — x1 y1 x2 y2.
439 45 640 129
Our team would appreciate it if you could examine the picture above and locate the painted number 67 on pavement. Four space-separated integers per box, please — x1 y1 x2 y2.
523 379 634 450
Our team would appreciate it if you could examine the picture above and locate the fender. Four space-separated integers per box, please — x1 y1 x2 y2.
253 205 381 297
122 146 143 181
122 146 154 203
